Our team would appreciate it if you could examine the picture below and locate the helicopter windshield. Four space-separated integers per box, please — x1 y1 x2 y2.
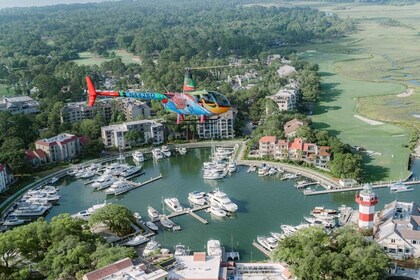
206 91 230 107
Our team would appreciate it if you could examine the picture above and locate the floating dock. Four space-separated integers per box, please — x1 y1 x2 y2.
187 209 209 224
114 174 163 195
295 181 318 189
252 242 271 257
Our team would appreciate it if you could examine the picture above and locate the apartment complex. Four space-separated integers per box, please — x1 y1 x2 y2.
258 136 331 168
0 164 14 193
0 96 40 114
197 109 236 139
35 133 82 163
60 98 151 124
267 80 300 112
101 120 164 148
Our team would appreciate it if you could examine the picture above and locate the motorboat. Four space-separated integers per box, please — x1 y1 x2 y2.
119 165 142 178
164 197 183 212
76 170 96 179
203 169 225 180
304 216 316 224
188 191 207 206
87 163 102 171
173 225 182 231
124 235 149 246
91 174 116 190
268 167 277 176
161 145 171 157
12 205 49 217
227 161 237 173
203 160 226 172
72 202 109 220
152 148 164 160
132 151 145 162
258 164 270 176
104 163 131 176
389 182 413 193
247 165 256 173
177 147 187 155
39 185 59 195
209 205 227 218
282 173 298 180
174 244 188 256
159 216 175 229
3 216 25 226
146 221 158 231
104 180 131 195
133 212 142 221
207 239 223 257
148 206 160 220
207 189 238 213
257 236 278 251
295 223 310 231
281 224 297 236
23 192 61 203
49 177 59 184
142 238 160 257
311 206 337 216
270 232 285 241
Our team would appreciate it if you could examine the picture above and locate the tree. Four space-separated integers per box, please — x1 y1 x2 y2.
89 204 135 236
90 243 136 269
125 130 144 147
78 119 101 140
82 138 104 157
330 152 362 179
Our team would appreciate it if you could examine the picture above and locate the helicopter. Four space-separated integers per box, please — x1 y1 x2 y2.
85 68 231 123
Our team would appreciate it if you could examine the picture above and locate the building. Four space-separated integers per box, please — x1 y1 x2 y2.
35 133 82 163
0 96 40 114
283 119 305 139
316 146 331 168
101 120 164 148
197 109 236 139
168 252 224 280
259 136 277 157
83 258 168 280
0 164 14 193
277 65 296 78
267 88 298 112
234 262 293 280
25 149 48 168
355 183 378 230
118 99 151 121
375 201 420 259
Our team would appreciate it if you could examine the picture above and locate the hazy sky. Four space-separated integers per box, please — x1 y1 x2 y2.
0 0 112 9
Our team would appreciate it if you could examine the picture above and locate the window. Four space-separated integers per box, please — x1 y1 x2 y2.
391 239 395 243
413 240 417 244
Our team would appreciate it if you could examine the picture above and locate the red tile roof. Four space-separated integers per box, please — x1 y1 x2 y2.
303 143 316 152
284 119 304 135
34 149 47 159
277 140 289 147
319 146 331 157
289 138 303 151
193 252 206 262
259 136 277 143
25 150 37 160
83 258 133 280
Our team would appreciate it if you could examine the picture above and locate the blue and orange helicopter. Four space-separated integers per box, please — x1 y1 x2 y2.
86 69 231 123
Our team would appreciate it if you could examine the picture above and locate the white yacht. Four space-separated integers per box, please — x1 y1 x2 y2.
188 191 207 206
132 151 145 162
104 180 131 195
49 177 59 184
207 239 223 257
227 161 237 173
161 145 171 157
203 160 226 172
148 206 160 219
104 163 131 176
257 236 278 251
120 165 142 178
209 205 227 218
282 173 298 180
281 224 297 236
258 164 270 176
177 147 187 155
72 202 109 220
12 205 49 217
152 148 164 160
207 189 238 213
389 182 413 192
143 238 160 257
91 174 116 190
203 169 225 180
270 232 285 241
159 216 175 229
268 167 277 176
23 191 61 203
174 244 188 256
3 216 25 226
124 235 149 246
76 170 96 179
164 198 183 212
146 221 159 231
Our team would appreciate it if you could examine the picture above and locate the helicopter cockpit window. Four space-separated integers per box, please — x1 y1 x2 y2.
201 93 214 103
208 91 230 107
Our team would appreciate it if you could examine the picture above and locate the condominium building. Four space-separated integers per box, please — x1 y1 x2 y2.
259 136 277 157
197 109 236 139
101 120 164 148
284 118 305 139
0 164 14 193
0 96 40 114
268 88 298 111
118 99 151 121
35 133 82 163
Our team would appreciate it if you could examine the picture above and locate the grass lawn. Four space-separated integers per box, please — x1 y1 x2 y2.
0 84 15 97
72 49 141 66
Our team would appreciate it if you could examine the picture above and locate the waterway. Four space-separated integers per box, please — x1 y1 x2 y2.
46 149 420 262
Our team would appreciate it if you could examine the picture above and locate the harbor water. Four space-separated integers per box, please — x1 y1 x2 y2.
46 148 420 261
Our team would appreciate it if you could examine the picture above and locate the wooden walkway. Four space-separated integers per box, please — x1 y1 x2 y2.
152 204 211 225
114 174 162 195
252 242 271 257
295 182 318 189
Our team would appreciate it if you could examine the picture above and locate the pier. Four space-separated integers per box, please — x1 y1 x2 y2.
115 174 163 195
295 181 318 189
186 209 209 224
252 242 271 257
151 204 211 225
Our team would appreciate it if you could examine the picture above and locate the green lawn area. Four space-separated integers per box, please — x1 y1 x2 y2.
0 84 15 97
72 49 141 66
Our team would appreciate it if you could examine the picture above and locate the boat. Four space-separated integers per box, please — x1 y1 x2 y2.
209 205 227 218
389 182 413 193
304 216 316 224
132 151 145 162
207 239 223 257
270 232 285 241
257 236 278 251
49 177 59 184
227 161 237 173
164 197 183 212
161 145 171 157
281 224 297 236
72 202 109 220
91 174 116 190
124 235 149 246
104 180 131 195
3 216 25 226
203 169 225 180
142 238 160 257
174 244 188 256
133 212 142 221
188 191 207 206
148 206 160 219
203 160 226 172
119 165 142 178
76 170 96 179
173 225 182 231
268 167 277 176
152 148 164 160
207 189 238 212
247 165 256 173
87 163 102 171
159 216 175 229
282 173 298 180
146 221 158 231
258 164 270 176
11 205 49 217
177 147 187 155
311 206 337 216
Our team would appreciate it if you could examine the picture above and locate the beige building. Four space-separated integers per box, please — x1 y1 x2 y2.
259 136 277 157
0 96 40 114
83 258 168 280
168 252 224 280
101 120 164 148
197 109 236 139
35 133 82 163
0 164 14 193
283 118 305 139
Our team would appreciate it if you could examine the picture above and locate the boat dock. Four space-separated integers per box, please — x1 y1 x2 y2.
116 174 163 195
295 181 318 189
252 241 271 257
151 204 211 225
186 209 209 224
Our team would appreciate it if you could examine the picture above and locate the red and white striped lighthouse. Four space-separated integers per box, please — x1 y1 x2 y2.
355 183 378 230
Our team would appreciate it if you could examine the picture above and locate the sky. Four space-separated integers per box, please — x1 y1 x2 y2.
0 0 113 9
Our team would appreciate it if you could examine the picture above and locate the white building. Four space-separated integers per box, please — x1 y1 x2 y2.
234 262 293 280
0 96 40 114
101 120 164 148
267 87 298 112
35 133 82 163
168 252 224 280
0 164 14 193
277 65 296 78
197 109 236 139
375 201 420 259
83 258 168 280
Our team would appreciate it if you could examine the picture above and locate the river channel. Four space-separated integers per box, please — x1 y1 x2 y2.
46 148 420 261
